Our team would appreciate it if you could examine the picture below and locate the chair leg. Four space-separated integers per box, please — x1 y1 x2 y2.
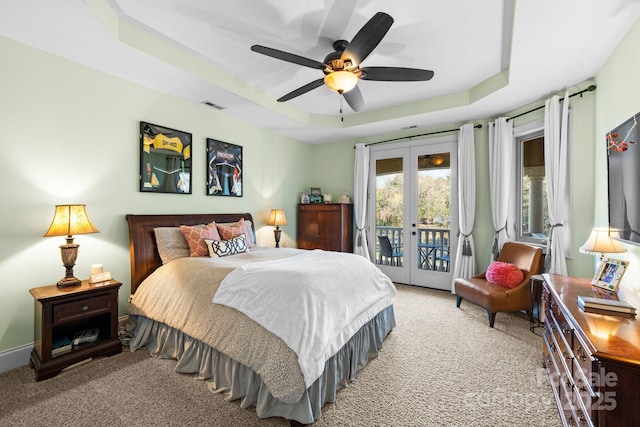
456 296 462 308
487 311 496 328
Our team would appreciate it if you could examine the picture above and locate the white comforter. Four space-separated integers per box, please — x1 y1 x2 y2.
213 249 396 388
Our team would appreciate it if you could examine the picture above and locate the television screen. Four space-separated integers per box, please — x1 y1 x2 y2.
607 112 640 245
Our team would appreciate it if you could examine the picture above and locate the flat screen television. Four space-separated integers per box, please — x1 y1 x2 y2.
607 112 640 245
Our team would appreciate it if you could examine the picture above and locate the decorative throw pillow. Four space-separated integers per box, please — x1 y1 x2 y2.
205 235 249 258
154 227 190 264
179 223 221 257
242 219 256 248
216 218 254 248
486 261 524 288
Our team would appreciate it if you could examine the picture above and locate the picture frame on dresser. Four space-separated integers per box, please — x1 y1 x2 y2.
206 138 242 197
592 258 629 293
139 121 192 194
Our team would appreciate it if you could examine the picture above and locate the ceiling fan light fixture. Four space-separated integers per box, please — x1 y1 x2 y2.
324 71 358 93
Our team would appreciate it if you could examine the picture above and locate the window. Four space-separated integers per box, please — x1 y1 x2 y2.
516 130 548 245
514 114 573 255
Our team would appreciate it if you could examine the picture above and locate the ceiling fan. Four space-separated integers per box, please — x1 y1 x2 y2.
250 12 434 112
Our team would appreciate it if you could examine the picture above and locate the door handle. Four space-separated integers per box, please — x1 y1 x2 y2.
411 231 416 236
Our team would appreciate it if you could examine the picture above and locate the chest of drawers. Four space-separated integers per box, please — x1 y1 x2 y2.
542 274 640 426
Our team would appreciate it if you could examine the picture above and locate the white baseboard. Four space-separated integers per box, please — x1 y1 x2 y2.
0 343 33 373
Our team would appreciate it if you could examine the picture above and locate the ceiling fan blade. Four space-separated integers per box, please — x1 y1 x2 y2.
251 45 326 70
277 78 325 102
360 67 435 81
343 86 364 112
341 12 394 66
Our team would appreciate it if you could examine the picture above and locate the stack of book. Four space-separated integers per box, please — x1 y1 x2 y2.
51 336 72 357
577 295 637 318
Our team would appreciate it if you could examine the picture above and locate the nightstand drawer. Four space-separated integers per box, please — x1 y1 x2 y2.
53 294 111 325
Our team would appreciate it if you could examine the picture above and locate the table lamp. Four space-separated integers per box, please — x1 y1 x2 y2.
579 227 626 260
44 204 99 287
267 209 287 248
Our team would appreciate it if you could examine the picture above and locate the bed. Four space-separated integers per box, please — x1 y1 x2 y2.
125 213 396 424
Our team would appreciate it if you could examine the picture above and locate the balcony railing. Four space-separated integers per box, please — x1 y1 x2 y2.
375 226 450 271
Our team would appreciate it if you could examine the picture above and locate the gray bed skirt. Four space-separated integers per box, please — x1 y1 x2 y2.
128 305 395 424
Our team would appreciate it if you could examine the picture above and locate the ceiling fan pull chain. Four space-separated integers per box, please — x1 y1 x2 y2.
339 91 344 122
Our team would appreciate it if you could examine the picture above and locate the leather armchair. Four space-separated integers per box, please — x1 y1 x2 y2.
454 242 543 328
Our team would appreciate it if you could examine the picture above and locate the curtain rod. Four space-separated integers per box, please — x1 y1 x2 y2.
505 84 596 122
362 124 483 147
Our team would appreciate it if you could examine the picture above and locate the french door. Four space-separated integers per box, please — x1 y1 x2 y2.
368 137 457 290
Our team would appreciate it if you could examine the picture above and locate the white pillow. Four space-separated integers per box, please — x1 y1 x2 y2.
205 234 249 258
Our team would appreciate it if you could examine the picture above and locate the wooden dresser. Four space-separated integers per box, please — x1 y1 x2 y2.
297 203 353 252
541 274 640 426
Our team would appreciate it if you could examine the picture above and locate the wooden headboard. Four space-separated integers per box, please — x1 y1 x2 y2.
125 213 255 294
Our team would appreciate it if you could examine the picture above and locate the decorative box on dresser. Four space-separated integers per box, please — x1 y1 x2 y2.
29 279 123 381
297 203 353 252
541 274 640 427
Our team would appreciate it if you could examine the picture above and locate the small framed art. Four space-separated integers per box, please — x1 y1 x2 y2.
140 122 192 194
591 258 629 293
206 138 242 197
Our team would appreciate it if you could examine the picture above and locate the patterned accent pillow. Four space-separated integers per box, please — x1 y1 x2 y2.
205 235 249 258
179 223 221 257
216 218 253 247
217 218 256 249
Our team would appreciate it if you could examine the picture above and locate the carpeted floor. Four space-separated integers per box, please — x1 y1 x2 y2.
0 284 560 426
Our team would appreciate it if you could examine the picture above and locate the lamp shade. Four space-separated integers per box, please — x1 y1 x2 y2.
44 204 99 237
324 71 358 93
267 209 287 227
579 228 626 256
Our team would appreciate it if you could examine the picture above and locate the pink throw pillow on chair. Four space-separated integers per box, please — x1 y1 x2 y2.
486 261 524 288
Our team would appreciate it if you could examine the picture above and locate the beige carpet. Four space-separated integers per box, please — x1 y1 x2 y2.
0 284 560 426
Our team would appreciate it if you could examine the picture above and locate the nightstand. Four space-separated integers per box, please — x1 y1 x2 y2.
29 278 123 381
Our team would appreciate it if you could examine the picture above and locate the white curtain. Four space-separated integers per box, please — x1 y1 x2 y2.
451 123 477 290
353 143 370 260
543 94 569 275
488 117 514 261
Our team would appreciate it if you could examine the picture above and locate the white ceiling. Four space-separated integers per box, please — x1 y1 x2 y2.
2 0 640 144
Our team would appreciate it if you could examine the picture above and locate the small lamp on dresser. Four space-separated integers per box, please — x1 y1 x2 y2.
579 227 626 260
267 209 287 248
43 204 99 287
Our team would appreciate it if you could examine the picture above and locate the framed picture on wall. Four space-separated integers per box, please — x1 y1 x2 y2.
139 122 192 194
206 138 243 197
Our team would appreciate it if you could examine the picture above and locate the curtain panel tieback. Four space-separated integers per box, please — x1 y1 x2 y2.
491 222 508 259
356 226 365 247
457 230 473 256
544 223 564 271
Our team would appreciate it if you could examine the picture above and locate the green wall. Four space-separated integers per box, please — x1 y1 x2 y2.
3 14 640 355
313 89 596 277
595 16 640 289
0 37 313 352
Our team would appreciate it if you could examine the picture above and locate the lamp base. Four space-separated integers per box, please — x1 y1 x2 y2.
57 241 81 288
57 276 81 288
274 227 282 248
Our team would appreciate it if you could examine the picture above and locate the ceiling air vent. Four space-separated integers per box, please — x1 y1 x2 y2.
201 101 226 110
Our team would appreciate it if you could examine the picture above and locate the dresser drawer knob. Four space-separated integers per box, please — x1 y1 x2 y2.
82 305 89 311
576 347 587 361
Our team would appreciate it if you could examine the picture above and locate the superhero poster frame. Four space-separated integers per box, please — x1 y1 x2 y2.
206 138 243 197
139 121 192 194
